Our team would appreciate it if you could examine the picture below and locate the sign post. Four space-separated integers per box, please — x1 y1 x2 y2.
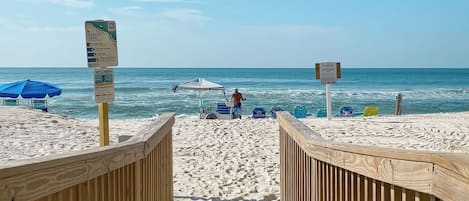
85 19 118 146
326 83 332 120
315 62 341 120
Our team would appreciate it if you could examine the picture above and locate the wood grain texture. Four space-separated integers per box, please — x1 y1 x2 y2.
277 112 469 201
432 165 469 201
0 113 175 201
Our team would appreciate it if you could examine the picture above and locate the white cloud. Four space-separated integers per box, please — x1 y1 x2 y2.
109 6 142 15
161 8 209 24
47 0 94 8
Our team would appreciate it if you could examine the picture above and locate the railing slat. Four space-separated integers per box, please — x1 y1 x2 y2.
311 158 315 201
326 163 330 201
321 162 324 201
305 153 308 201
402 188 407 201
280 130 284 201
381 181 385 201
351 172 355 201
345 170 348 201
390 184 395 201
286 133 294 200
372 179 376 201
334 166 338 201
294 139 297 201
364 176 368 201
287 130 288 201
357 174 361 201
92 177 97 201
313 159 316 201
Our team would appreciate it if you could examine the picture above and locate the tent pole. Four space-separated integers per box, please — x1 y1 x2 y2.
198 91 201 116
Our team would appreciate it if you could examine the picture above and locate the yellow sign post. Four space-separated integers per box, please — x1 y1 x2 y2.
93 68 115 146
98 102 110 146
85 20 118 147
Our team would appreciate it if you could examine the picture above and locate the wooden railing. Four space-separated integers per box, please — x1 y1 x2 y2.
0 113 175 201
277 112 469 201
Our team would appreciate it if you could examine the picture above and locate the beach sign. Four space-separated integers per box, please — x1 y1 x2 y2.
315 62 341 84
315 62 341 120
85 20 118 68
94 68 115 103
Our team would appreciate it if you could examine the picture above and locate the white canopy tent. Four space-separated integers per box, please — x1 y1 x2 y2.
172 78 225 91
172 78 228 116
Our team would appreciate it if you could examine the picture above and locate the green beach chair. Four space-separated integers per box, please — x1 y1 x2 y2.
30 99 48 112
316 108 327 118
3 99 19 106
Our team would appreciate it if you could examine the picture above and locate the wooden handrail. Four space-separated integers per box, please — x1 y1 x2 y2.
277 111 469 201
0 112 175 201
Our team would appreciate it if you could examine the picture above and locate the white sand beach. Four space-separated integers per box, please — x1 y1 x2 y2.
1 107 469 200
301 112 469 153
0 107 152 162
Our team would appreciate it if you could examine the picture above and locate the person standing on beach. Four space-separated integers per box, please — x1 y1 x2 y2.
231 88 246 118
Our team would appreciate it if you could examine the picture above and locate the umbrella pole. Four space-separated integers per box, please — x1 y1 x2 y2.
198 91 201 116
98 102 110 146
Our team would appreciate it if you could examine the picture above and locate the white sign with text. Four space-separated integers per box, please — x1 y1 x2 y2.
319 62 338 84
85 20 118 68
94 68 115 103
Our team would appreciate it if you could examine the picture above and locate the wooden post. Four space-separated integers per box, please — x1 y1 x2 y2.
395 93 402 115
99 102 110 146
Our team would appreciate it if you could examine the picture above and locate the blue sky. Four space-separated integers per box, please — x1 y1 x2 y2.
0 0 468 67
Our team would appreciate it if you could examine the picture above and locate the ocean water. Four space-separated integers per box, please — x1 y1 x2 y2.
0 68 468 119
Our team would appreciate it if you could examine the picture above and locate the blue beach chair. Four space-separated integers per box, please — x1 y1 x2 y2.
294 105 307 118
271 106 284 119
340 106 353 117
216 102 231 114
252 107 266 119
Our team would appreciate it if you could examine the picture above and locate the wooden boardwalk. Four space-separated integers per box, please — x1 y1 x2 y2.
0 113 175 201
277 111 469 201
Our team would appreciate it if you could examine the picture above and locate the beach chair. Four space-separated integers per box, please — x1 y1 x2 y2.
316 108 327 118
252 107 266 119
271 106 284 119
216 102 231 115
294 105 307 118
199 99 214 114
199 99 205 108
340 106 353 117
2 99 19 106
30 99 48 112
364 106 379 117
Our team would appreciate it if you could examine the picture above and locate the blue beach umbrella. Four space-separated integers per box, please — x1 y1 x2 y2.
0 79 62 98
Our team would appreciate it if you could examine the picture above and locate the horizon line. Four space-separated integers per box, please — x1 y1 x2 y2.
0 66 468 69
